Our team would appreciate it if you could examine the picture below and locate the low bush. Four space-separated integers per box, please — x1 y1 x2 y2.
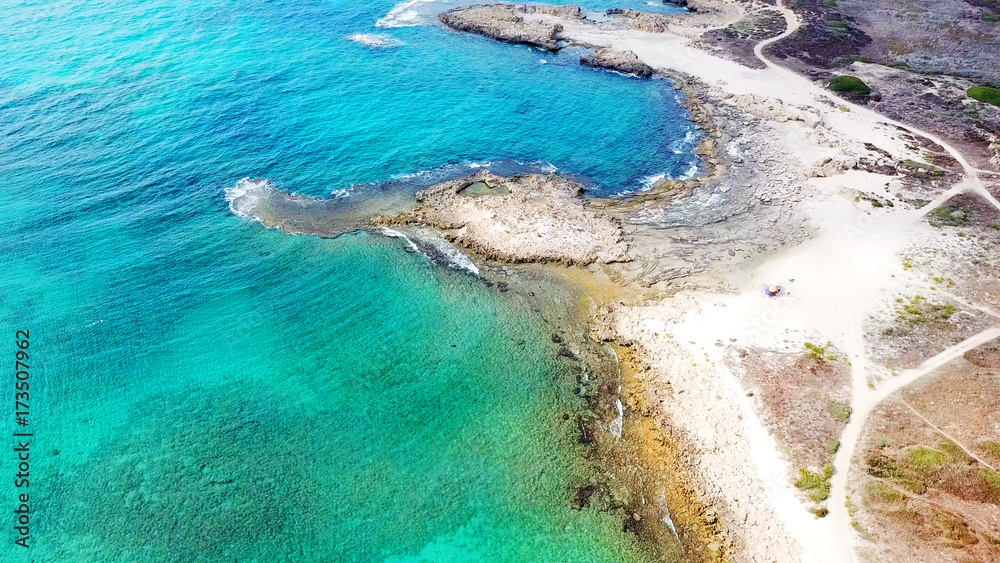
968 86 1000 107
796 463 835 502
827 75 872 95
905 446 949 470
831 402 853 423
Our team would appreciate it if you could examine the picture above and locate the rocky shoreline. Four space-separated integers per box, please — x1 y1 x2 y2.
438 4 664 77
233 0 1000 559
581 49 654 78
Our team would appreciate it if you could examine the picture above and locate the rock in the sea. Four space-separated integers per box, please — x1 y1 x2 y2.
581 48 654 78
439 4 576 51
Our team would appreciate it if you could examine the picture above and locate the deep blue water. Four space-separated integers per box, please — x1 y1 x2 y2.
0 0 695 560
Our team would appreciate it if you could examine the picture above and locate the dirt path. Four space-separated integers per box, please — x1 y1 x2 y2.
755 0 999 216
749 2 1000 560
829 326 1000 549
520 4 1000 559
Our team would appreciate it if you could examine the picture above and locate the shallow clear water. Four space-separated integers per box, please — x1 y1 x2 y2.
1 0 695 560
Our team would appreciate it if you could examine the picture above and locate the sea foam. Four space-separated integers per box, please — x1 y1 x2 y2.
346 33 403 48
226 177 277 220
376 0 437 27
378 227 481 277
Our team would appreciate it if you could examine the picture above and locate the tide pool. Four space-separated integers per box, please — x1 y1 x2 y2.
0 0 695 560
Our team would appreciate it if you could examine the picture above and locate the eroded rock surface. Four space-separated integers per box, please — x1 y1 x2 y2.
377 171 629 265
581 48 654 77
605 8 674 33
439 4 584 50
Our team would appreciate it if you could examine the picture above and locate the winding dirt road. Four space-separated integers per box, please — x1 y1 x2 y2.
753 3 1000 560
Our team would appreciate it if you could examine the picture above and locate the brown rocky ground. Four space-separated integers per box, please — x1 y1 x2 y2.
865 290 993 374
756 0 1000 173
726 346 851 504
763 0 872 71
898 192 1000 312
863 189 1000 379
848 63 1000 172
767 0 1000 84
848 349 1000 562
834 0 1000 85
694 6 788 69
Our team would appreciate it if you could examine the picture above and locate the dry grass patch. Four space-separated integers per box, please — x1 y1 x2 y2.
849 354 1000 561
726 346 851 505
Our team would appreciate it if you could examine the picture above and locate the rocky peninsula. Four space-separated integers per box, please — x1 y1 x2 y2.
438 5 659 77
438 4 584 51
581 49 653 78
375 171 629 265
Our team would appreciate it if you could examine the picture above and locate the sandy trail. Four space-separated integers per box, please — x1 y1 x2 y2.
746 3 1000 558
625 2 1000 558
755 1 1000 214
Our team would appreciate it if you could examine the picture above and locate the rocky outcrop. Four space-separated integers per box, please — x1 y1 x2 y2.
606 9 673 33
439 4 583 51
581 49 654 78
522 4 585 19
375 171 629 265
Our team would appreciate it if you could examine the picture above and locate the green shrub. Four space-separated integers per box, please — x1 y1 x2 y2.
969 86 1000 107
805 342 825 359
796 464 835 502
826 437 842 454
982 440 1000 459
831 402 853 423
827 75 872 95
982 468 1000 492
938 439 968 461
867 481 904 502
984 13 999 23
905 446 949 470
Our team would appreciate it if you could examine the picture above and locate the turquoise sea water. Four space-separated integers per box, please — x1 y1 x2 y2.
1 0 696 560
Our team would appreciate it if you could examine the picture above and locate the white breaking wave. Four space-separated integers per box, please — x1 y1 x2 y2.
609 397 624 439
677 161 699 180
376 227 481 277
226 177 277 219
346 33 403 47
670 129 698 154
428 238 480 276
640 172 667 191
465 160 497 170
376 0 437 28
388 160 559 186
376 227 420 253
